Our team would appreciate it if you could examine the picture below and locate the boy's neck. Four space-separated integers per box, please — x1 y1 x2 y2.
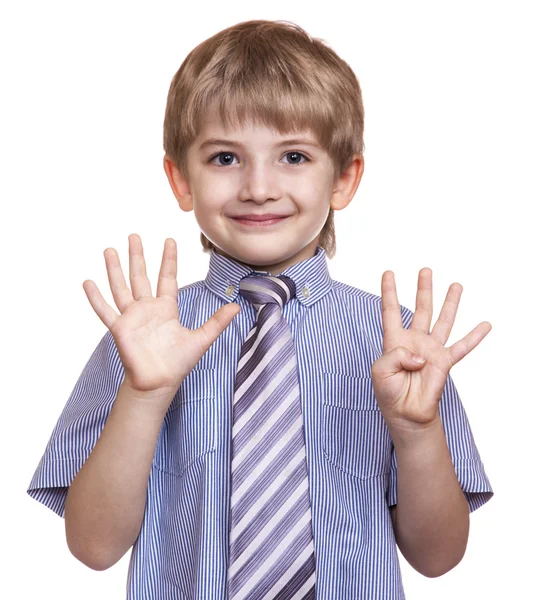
212 239 320 275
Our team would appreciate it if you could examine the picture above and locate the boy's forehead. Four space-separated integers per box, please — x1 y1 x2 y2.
196 110 319 145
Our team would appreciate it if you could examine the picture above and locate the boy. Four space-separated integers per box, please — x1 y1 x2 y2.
27 19 493 599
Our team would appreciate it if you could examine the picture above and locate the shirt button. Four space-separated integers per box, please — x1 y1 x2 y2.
302 286 310 298
225 285 235 296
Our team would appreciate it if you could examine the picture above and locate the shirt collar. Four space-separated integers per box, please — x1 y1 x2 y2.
204 245 333 307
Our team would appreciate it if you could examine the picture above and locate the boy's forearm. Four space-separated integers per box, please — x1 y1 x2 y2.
64 379 174 570
389 418 469 578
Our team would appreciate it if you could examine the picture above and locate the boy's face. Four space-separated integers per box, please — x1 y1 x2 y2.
165 110 363 275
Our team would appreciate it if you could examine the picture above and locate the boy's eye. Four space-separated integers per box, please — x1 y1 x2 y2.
210 152 237 166
208 151 309 166
284 152 308 165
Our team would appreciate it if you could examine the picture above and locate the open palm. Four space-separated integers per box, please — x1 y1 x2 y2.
83 234 240 399
371 268 492 430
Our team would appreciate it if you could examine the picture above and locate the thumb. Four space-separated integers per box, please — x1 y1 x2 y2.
194 303 242 353
373 346 426 378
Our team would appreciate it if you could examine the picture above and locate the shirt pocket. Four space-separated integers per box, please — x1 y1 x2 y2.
153 368 217 476
322 372 392 479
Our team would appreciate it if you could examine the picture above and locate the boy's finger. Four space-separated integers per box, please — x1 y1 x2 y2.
129 233 153 300
104 248 134 313
381 271 404 352
410 268 433 334
431 283 462 346
194 304 241 355
156 238 178 300
447 321 492 367
83 280 119 330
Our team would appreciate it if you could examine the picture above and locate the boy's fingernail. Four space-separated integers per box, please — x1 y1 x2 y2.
412 355 426 363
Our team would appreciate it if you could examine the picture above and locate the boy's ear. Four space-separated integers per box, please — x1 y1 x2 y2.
163 155 193 212
330 154 364 211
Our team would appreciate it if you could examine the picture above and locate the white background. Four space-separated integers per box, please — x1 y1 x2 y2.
2 1 550 598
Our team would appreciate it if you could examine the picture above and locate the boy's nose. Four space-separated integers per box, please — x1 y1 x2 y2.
239 164 281 203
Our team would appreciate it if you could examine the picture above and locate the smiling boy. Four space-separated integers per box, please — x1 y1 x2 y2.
164 111 350 274
27 19 493 599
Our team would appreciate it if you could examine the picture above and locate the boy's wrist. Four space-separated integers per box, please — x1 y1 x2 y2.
386 416 445 455
116 377 179 420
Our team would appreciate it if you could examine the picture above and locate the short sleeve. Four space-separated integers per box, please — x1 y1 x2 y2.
386 305 494 513
26 330 125 517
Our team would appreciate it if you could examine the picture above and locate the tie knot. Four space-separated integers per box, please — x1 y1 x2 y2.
239 274 296 311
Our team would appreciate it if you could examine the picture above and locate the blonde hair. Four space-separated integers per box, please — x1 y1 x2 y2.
163 19 365 258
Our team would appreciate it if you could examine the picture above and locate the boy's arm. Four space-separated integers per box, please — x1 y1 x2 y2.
387 419 469 578
59 234 240 571
372 268 492 577
64 378 175 571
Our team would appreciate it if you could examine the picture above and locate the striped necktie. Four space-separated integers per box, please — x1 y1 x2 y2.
227 274 316 600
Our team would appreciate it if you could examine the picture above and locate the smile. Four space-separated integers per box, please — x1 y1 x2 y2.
230 217 290 227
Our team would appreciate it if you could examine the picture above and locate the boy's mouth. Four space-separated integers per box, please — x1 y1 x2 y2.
230 214 290 227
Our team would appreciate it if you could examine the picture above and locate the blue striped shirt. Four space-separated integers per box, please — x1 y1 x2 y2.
27 245 493 599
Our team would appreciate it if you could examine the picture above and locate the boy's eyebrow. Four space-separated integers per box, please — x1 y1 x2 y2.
198 138 320 151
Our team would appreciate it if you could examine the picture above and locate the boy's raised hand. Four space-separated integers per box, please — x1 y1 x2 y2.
371 268 491 434
83 234 241 409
